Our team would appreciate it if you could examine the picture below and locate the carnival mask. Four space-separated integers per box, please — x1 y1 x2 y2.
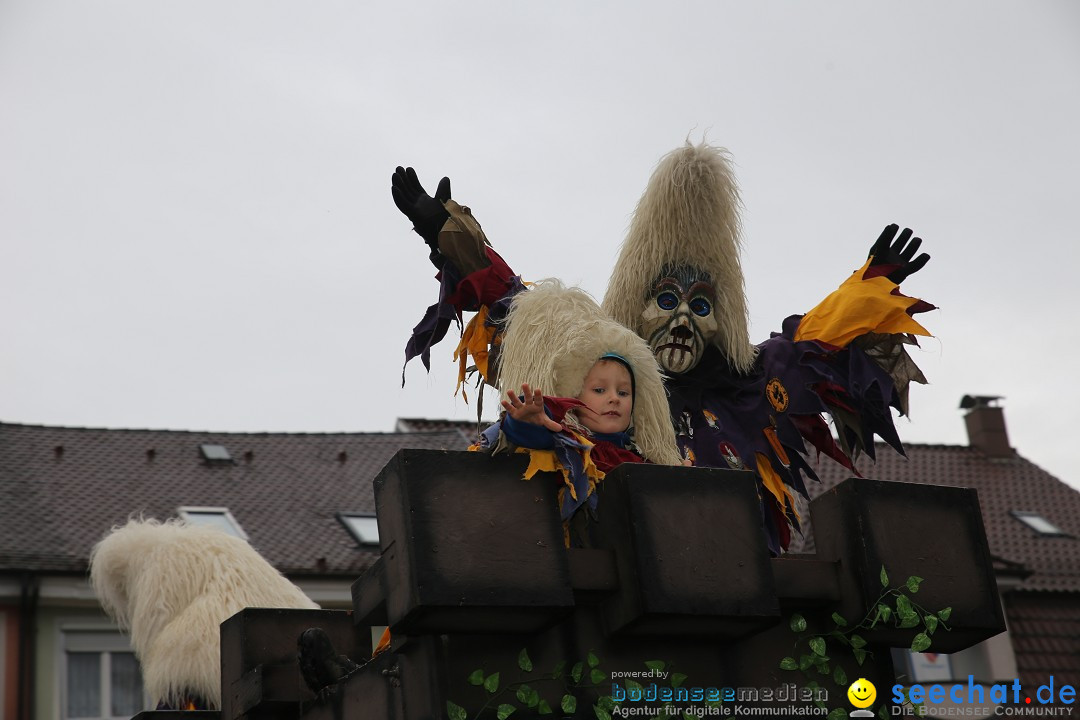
640 266 718 374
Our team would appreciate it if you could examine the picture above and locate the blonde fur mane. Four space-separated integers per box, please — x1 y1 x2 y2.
602 141 756 373
89 518 318 709
497 280 682 466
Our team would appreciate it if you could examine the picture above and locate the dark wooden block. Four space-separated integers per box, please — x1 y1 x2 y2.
597 464 780 636
219 608 359 720
352 556 389 626
373 449 575 634
811 478 1006 652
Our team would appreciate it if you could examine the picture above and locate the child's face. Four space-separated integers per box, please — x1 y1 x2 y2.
575 359 633 435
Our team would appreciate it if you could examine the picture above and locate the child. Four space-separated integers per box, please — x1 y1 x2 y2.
500 354 643 470
474 281 682 535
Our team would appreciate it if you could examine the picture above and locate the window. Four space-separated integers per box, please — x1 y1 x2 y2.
1010 510 1067 536
198 443 233 464
338 513 380 546
63 631 146 720
179 506 248 539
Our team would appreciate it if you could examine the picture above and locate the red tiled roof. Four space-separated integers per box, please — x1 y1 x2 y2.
0 422 470 576
792 443 1080 594
1004 592 1080 690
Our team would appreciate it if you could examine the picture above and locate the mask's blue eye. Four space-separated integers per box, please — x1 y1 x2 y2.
657 291 679 311
689 297 711 317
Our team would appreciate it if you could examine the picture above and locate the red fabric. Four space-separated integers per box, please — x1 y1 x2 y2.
589 442 647 473
790 414 860 476
445 247 516 311
542 396 587 423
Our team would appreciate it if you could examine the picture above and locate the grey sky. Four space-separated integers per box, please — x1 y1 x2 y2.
2 2 1078 491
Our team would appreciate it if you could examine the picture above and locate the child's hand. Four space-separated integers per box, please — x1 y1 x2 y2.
502 383 562 431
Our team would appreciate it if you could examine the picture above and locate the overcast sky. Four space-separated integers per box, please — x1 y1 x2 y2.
2 2 1078 492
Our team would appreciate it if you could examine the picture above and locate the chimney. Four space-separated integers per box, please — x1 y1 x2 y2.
960 395 1012 458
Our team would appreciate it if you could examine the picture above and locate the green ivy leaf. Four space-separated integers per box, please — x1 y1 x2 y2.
896 594 913 616
644 660 666 672
587 651 600 669
809 636 827 657
484 672 500 693
938 607 952 622
906 576 924 593
850 634 867 649
671 672 687 688
817 662 831 676
571 662 584 684
831 612 848 627
911 632 932 653
516 685 539 708
799 654 814 671
833 665 847 687
447 701 467 720
878 604 893 623
594 706 612 720
925 615 939 635
598 696 616 712
790 613 807 633
828 709 849 720
853 647 867 666
898 614 921 629
626 679 643 693
878 707 890 720
497 703 516 720
538 700 553 715
780 656 799 671
591 668 606 685
814 699 827 711
880 565 889 587
551 661 566 679
518 648 533 672
467 669 485 686
561 694 577 714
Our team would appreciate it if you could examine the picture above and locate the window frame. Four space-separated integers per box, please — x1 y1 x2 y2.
178 505 249 539
59 628 148 720
337 512 380 547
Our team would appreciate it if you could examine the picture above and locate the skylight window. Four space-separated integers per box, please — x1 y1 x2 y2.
199 444 233 464
338 513 380 546
179 506 248 539
1011 511 1067 537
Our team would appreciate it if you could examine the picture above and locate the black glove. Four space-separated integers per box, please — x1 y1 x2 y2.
392 167 451 248
867 224 930 284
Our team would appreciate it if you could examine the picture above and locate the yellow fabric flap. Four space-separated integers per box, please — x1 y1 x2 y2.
794 259 930 347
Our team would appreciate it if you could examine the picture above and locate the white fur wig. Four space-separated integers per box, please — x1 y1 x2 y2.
497 280 682 466
601 141 757 373
89 518 318 709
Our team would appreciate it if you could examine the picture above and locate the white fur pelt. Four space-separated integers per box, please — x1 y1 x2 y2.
602 141 757 374
89 518 318 709
498 279 682 467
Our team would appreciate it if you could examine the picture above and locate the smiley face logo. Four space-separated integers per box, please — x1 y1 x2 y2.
847 678 877 709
